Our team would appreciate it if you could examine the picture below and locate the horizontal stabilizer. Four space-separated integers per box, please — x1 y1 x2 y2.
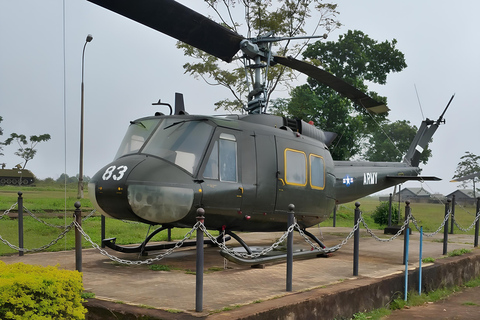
386 175 441 183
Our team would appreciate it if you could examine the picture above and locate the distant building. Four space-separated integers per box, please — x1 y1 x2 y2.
446 189 477 205
379 187 438 203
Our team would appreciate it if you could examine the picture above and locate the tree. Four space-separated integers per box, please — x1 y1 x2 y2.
272 30 407 160
452 151 480 197
3 133 51 169
177 0 341 112
364 119 432 164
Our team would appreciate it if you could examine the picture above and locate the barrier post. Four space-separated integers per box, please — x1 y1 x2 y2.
403 201 411 265
443 199 450 255
475 198 480 248
333 205 337 227
101 215 105 248
450 195 455 234
419 226 423 295
18 192 24 257
195 208 205 312
388 193 393 226
74 201 82 272
286 204 295 292
353 202 360 276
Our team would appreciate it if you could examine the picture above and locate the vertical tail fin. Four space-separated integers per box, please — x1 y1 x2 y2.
403 94 454 167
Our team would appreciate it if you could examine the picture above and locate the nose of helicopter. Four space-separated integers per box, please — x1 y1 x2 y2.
89 155 197 224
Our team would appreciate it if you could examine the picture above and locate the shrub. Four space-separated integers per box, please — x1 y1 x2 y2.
371 201 399 226
0 261 87 319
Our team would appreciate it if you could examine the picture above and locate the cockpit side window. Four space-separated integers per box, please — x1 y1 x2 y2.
203 133 237 182
203 141 218 179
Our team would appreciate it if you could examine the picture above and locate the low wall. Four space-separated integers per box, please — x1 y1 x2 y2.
84 250 480 320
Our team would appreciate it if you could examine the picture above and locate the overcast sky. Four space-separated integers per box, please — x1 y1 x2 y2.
0 0 478 196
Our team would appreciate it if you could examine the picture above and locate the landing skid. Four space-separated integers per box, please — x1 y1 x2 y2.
220 249 331 265
103 225 230 255
219 229 334 266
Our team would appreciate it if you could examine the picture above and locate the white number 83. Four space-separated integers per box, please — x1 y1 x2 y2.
102 165 128 181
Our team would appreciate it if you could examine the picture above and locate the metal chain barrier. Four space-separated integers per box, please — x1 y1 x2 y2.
1 202 18 219
23 206 65 229
0 222 74 253
1 198 474 265
295 219 361 253
73 219 201 265
200 222 296 259
361 212 411 242
82 209 97 221
410 211 451 237
452 210 480 232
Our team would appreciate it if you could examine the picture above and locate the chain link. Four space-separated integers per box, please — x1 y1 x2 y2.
1 202 18 219
23 206 65 229
295 219 361 253
361 213 410 242
200 221 297 259
83 209 97 221
452 210 480 232
411 211 450 237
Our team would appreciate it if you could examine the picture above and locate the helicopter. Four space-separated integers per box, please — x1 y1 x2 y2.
86 0 451 261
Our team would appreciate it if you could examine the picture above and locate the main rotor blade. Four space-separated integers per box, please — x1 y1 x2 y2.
450 172 480 182
87 0 244 62
273 56 389 114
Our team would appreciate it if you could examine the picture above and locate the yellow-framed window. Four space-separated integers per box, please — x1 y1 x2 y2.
310 154 325 190
284 148 307 186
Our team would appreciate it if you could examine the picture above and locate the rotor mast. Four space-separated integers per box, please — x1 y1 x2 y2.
240 33 328 114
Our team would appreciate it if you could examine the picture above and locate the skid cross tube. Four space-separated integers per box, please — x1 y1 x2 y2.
103 226 230 254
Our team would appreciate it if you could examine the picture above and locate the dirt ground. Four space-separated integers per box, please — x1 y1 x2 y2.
383 285 480 319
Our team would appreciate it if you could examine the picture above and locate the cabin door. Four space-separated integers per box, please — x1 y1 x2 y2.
199 129 244 219
274 137 316 216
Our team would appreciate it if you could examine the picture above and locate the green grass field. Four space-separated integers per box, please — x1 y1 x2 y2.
1 183 478 256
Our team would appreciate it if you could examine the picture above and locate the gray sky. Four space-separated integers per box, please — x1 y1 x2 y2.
0 0 478 196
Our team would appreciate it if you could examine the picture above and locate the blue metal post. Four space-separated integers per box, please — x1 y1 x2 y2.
195 208 205 312
18 192 24 257
353 202 360 276
404 227 409 301
419 226 423 295
287 204 295 292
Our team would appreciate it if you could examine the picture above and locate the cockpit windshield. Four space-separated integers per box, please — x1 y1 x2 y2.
114 119 160 159
115 118 214 175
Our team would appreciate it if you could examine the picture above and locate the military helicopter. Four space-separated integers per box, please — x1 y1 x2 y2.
87 0 450 261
